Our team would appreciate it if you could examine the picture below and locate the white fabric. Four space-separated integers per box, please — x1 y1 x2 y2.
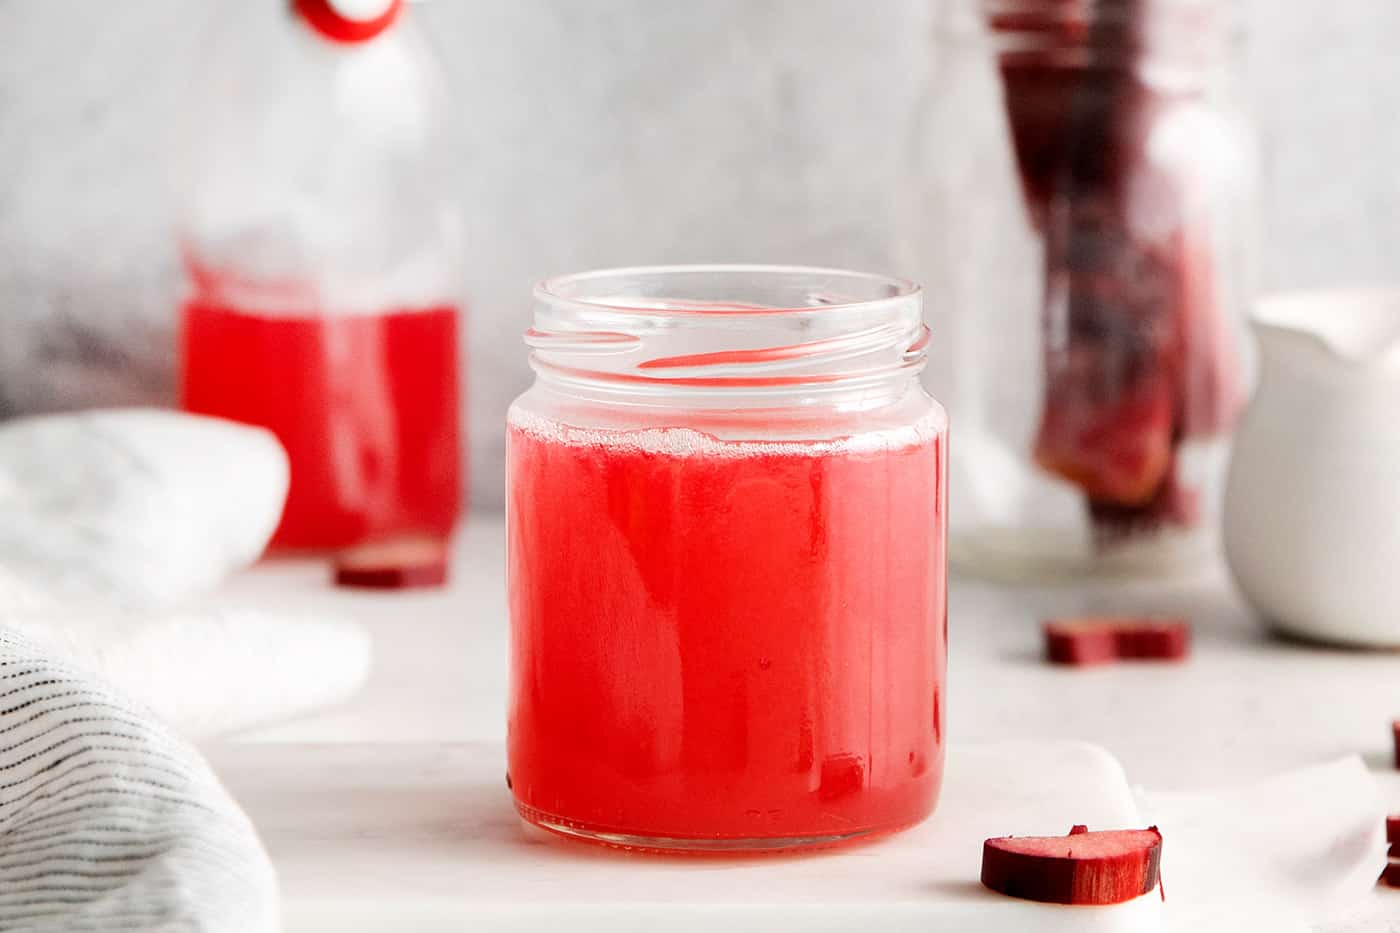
1136 757 1387 932
0 407 381 930
0 627 279 931
2 608 372 740
0 408 372 737
0 564 52 613
0 409 288 609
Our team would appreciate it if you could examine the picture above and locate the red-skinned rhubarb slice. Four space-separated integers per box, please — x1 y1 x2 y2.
982 826 1163 905
334 537 449 590
1392 721 1400 770
1381 862 1400 888
1045 617 1190 666
1387 814 1400 845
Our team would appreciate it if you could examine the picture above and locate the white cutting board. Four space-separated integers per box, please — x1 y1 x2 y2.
210 740 1161 932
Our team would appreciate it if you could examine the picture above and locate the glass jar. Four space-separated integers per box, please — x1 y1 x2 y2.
914 0 1255 577
506 266 947 852
175 0 462 554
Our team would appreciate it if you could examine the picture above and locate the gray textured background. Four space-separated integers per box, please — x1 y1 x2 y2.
2 0 1397 509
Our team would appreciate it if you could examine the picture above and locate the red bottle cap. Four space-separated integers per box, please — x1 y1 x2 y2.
293 0 404 44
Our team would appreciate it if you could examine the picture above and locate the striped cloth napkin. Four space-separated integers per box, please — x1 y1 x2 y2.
0 628 278 931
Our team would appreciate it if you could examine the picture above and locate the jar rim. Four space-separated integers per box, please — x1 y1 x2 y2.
534 264 921 319
527 264 928 402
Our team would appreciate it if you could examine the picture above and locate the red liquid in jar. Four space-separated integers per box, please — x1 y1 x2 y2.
180 301 462 552
507 414 947 848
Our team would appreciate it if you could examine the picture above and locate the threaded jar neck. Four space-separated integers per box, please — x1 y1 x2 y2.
526 265 928 409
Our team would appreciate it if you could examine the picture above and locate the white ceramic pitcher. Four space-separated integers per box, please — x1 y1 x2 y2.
1224 290 1400 646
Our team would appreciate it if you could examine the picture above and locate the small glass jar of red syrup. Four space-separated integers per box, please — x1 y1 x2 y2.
506 266 948 853
175 0 462 554
910 0 1256 578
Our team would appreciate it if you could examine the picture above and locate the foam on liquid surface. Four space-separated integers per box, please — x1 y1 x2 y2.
507 406 945 459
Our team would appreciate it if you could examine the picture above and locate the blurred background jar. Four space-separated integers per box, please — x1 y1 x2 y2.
910 0 1257 579
175 0 463 554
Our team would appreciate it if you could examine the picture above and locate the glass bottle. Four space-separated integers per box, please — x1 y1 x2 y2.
506 266 947 852
913 0 1255 577
175 0 463 553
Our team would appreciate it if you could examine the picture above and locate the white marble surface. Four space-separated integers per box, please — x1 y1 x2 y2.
209 740 1162 933
211 517 1400 929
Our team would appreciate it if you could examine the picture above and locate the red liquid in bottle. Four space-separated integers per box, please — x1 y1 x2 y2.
180 301 462 552
506 414 947 849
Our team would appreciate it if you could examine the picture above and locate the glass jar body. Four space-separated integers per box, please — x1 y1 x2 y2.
917 0 1256 578
505 267 948 852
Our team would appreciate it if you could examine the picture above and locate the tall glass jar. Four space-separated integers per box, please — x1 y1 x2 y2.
913 0 1255 577
506 266 948 852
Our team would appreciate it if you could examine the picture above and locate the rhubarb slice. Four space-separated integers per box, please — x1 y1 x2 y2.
1388 814 1400 845
334 536 449 590
1393 721 1400 770
1382 862 1400 888
982 826 1163 905
1044 617 1190 666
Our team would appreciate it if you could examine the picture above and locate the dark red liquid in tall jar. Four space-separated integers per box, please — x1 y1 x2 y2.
180 301 462 552
506 412 947 848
